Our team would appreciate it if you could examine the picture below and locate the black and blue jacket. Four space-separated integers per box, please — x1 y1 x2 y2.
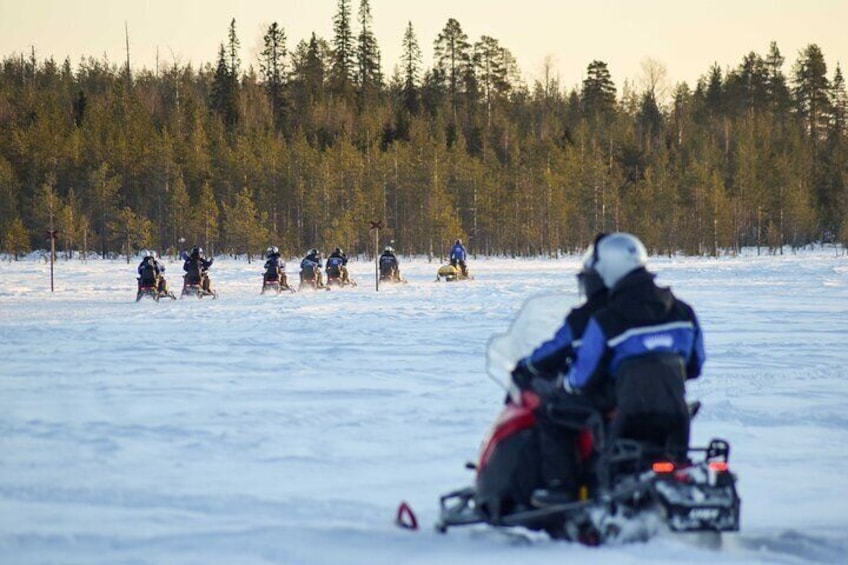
523 290 608 378
565 268 704 417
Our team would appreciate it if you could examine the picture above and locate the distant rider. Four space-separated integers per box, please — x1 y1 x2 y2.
137 249 169 294
449 239 468 277
326 247 353 285
264 246 289 289
379 246 401 281
183 246 214 293
300 248 324 287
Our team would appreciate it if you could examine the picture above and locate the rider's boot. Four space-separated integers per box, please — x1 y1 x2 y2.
531 479 576 507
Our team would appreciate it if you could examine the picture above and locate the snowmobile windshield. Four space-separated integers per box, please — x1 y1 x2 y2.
485 292 575 389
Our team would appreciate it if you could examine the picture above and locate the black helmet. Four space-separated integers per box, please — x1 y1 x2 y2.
455 239 462 245
334 247 342 254
190 246 201 258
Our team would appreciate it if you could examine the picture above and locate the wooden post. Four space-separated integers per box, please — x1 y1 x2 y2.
45 230 58 292
370 220 382 292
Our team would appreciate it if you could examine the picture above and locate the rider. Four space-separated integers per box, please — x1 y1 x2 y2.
449 238 468 277
300 248 324 287
562 232 704 471
326 247 352 285
379 246 400 281
137 249 168 294
183 246 214 292
264 246 289 288
511 234 611 505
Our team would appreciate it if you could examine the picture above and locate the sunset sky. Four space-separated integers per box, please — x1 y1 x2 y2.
1 0 845 92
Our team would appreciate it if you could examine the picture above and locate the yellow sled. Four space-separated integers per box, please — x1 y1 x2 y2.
435 264 472 282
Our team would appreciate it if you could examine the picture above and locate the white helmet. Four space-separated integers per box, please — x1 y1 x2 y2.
593 232 648 288
142 249 153 258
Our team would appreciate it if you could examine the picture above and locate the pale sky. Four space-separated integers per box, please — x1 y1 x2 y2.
1 0 846 93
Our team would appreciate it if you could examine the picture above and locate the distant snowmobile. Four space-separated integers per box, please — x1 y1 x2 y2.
435 263 472 282
180 248 218 299
181 275 218 299
135 281 176 302
261 266 295 294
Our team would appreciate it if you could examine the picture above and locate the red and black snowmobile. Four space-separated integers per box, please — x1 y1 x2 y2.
435 391 741 543
432 294 741 545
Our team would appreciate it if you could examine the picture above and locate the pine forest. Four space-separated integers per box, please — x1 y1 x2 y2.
1 1 847 260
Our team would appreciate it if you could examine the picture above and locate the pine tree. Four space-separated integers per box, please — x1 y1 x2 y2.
400 21 421 116
764 42 792 121
331 0 355 96
792 44 831 141
32 173 63 250
356 0 382 107
434 18 472 121
58 187 83 259
830 64 847 136
87 163 121 258
210 20 241 130
222 186 270 262
0 156 20 240
581 60 617 123
260 22 289 131
167 173 191 255
473 35 510 128
109 207 153 261
2 217 29 259
211 43 239 129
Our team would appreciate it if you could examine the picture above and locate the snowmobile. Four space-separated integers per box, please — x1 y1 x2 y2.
135 278 176 302
180 273 218 299
379 265 406 284
435 392 741 544
431 293 741 545
325 266 356 288
299 265 329 291
435 263 472 282
261 267 295 294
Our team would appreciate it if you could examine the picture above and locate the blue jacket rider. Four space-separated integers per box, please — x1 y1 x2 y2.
449 239 468 275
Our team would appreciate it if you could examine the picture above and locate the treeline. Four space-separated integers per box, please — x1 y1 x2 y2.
1 0 847 260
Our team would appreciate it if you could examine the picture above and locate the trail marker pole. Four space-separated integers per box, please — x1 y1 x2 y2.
370 220 382 292
45 230 58 292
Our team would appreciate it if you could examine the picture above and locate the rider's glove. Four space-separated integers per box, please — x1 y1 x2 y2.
561 375 579 395
510 360 534 390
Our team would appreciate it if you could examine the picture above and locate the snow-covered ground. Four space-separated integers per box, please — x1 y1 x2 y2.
1 249 847 564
